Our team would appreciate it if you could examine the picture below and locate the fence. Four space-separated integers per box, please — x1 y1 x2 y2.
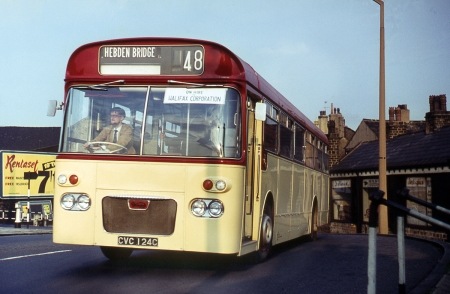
367 188 450 294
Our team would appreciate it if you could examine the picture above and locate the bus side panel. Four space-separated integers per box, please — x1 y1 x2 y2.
291 163 308 239
303 169 314 232
260 154 278 243
275 157 293 244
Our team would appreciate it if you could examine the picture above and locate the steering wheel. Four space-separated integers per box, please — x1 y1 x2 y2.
85 141 128 154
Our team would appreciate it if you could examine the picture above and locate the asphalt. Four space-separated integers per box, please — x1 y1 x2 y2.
0 224 449 293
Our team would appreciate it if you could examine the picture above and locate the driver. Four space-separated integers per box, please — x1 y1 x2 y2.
84 107 135 154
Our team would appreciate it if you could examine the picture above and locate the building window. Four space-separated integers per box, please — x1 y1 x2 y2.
406 177 432 226
331 179 352 221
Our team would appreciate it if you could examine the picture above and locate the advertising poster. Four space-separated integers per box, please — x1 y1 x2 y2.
362 178 379 223
1 152 56 199
331 179 352 221
406 177 431 226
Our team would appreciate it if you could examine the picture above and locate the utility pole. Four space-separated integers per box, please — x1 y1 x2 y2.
373 0 388 234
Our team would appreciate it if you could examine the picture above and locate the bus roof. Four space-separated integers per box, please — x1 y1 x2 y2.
66 37 327 144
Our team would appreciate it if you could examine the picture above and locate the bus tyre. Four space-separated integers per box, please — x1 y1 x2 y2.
309 204 318 241
100 246 133 261
256 205 273 262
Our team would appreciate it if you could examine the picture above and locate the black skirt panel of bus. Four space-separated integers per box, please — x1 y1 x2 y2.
102 197 177 235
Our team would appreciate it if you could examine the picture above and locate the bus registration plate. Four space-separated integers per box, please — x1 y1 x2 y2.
118 236 158 247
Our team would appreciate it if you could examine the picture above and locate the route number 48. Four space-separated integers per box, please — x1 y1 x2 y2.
183 50 203 72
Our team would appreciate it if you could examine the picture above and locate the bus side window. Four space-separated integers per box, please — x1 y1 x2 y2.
305 133 315 168
279 116 293 158
294 125 305 162
264 117 278 153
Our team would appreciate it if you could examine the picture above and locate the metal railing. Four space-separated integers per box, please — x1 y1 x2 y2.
367 188 450 294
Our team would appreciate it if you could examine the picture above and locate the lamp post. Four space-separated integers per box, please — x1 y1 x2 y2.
368 4 387 293
373 0 388 235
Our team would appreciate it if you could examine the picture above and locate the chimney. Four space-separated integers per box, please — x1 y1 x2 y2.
399 104 410 123
316 110 328 134
395 107 401 121
389 107 394 121
425 94 450 133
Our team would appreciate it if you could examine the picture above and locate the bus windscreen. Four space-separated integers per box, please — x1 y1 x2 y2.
61 86 241 158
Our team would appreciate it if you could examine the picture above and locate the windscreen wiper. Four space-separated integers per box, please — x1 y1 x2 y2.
87 79 125 90
168 80 223 87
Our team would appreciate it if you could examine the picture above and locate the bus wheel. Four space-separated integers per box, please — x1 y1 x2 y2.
309 204 318 241
100 246 133 261
256 205 273 262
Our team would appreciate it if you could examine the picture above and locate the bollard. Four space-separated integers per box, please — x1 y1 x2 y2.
397 215 406 294
367 189 384 294
14 203 22 228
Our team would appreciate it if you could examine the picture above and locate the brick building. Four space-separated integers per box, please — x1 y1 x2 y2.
327 94 450 240
315 105 354 168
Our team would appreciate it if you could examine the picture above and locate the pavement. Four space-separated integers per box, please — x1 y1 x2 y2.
0 224 449 293
0 223 53 236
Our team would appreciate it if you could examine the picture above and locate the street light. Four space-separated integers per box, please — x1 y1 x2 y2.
373 0 388 235
368 2 387 293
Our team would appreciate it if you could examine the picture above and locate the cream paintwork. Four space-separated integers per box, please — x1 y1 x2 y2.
260 153 329 246
53 159 246 254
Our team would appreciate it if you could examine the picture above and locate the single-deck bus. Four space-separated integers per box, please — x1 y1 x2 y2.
52 38 329 261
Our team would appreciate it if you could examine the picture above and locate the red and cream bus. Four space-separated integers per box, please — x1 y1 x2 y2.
52 38 329 261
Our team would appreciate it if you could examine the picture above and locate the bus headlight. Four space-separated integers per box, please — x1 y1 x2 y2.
190 199 224 218
208 200 224 217
61 194 75 210
191 200 207 216
77 194 91 210
60 193 91 211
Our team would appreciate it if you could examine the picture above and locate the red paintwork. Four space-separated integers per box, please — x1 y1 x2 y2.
61 37 328 163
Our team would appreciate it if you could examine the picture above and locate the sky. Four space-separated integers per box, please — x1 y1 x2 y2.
1 0 449 130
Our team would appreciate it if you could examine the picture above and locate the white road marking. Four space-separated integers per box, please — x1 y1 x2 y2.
0 250 72 261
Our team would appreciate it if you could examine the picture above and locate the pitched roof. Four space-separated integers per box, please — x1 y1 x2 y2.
331 125 450 173
360 119 426 139
362 119 380 136
0 127 60 152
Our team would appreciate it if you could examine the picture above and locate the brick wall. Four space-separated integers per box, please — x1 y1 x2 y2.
426 94 450 134
387 121 408 139
328 222 448 242
329 222 357 234
405 227 448 242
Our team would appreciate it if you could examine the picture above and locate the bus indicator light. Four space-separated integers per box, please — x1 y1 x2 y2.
215 180 226 191
69 174 79 185
58 174 67 185
203 179 214 190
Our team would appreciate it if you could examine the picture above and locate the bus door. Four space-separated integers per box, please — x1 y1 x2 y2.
244 99 265 241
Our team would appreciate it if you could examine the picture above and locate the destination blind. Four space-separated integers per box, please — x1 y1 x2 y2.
99 45 204 76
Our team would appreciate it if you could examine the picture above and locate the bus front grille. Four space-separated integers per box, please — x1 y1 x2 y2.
102 197 177 235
